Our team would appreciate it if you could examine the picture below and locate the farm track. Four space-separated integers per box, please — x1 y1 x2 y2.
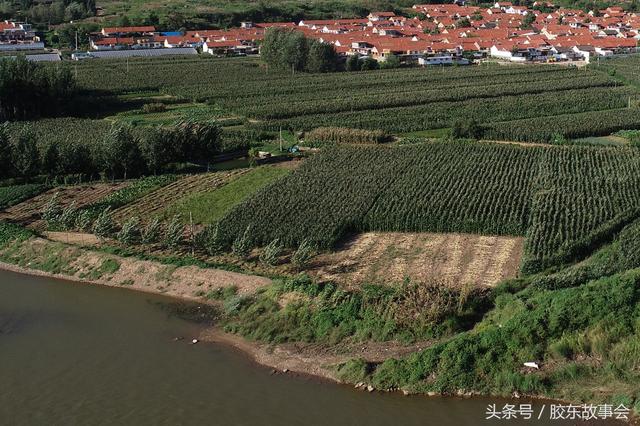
112 170 249 222
0 183 129 230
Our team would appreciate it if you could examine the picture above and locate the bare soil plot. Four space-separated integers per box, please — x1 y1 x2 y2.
310 231 524 288
0 183 129 230
112 170 248 222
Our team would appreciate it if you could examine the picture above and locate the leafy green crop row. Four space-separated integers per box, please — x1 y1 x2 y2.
217 142 640 273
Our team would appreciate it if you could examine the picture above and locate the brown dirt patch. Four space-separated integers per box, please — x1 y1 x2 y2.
45 231 100 247
0 182 129 230
310 231 524 289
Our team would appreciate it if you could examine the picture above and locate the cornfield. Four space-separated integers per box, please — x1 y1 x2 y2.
216 142 640 273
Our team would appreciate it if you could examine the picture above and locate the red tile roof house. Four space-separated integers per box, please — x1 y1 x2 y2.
83 4 640 62
0 20 43 51
101 26 156 37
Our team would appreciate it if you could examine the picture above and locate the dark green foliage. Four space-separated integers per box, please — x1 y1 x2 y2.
360 57 379 71
306 39 340 73
451 118 484 140
69 56 631 143
98 124 143 180
217 143 541 249
345 55 361 72
10 128 40 178
380 54 401 69
0 124 11 178
522 147 640 273
2 118 224 180
484 108 640 143
0 56 75 121
261 27 339 73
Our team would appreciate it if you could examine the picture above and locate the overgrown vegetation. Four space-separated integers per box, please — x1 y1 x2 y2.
222 274 491 344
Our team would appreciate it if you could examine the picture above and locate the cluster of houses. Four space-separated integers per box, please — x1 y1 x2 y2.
84 3 640 63
0 21 43 51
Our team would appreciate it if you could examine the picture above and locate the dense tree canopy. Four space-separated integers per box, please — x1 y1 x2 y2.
261 27 340 73
0 120 225 181
0 56 75 121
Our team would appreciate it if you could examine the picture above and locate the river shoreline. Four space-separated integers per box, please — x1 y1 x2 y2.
1 254 629 422
0 259 353 385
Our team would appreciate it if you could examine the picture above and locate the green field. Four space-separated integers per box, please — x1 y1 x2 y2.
68 56 640 143
216 142 640 273
162 166 290 224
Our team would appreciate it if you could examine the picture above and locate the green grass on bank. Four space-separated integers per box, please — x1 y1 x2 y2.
163 166 290 224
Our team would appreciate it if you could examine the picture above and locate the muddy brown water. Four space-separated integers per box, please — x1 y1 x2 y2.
0 270 619 425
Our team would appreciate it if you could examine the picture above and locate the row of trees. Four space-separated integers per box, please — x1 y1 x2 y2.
0 56 75 121
1 0 96 27
261 27 340 73
0 121 224 180
42 194 315 269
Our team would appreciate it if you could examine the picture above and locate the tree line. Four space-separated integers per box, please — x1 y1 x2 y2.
261 27 340 73
0 121 226 181
0 56 76 121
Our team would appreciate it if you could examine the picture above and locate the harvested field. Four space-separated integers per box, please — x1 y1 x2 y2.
112 170 248 222
0 183 129 230
310 231 524 288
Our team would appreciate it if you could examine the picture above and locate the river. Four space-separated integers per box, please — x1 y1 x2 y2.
0 269 618 425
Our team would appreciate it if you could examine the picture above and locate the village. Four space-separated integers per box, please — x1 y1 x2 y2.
1 2 640 64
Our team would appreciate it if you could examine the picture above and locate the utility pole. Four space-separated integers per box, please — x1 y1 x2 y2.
75 30 78 51
279 127 283 152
